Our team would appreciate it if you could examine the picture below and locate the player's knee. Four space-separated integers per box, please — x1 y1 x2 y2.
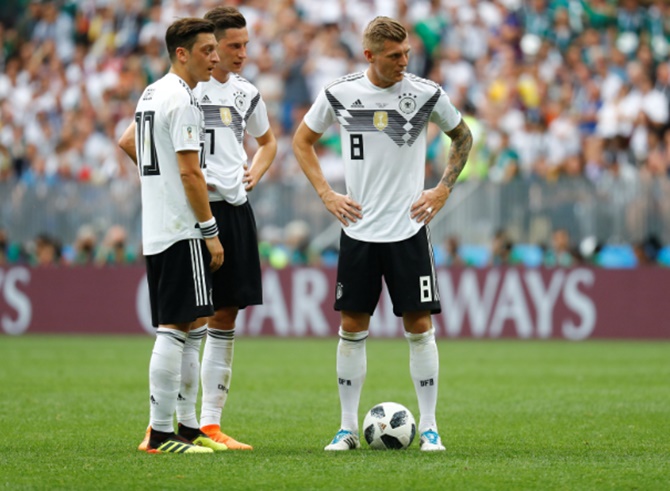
402 312 432 334
210 307 239 330
340 311 370 332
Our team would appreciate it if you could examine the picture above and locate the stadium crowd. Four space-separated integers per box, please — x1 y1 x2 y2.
1 0 670 267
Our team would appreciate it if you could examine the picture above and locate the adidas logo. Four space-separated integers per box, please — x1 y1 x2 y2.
177 393 186 401
351 99 364 108
202 95 211 103
150 395 158 405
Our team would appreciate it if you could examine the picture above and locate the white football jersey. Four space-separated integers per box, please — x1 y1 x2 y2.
304 70 462 243
195 74 270 205
135 73 206 255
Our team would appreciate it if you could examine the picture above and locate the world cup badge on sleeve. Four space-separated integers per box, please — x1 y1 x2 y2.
182 125 197 145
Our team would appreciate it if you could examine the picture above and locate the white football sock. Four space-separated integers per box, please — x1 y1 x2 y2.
176 325 206 429
337 328 368 433
406 327 439 433
200 328 235 428
149 327 186 433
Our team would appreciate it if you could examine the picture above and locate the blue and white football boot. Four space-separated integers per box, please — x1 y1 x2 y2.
324 429 360 451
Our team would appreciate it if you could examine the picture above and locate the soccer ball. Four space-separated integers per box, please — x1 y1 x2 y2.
363 402 416 450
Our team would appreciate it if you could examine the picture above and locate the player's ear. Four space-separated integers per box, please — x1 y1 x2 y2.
363 49 374 63
175 46 189 63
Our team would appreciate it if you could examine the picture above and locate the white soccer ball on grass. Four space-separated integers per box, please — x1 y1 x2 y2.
363 402 416 450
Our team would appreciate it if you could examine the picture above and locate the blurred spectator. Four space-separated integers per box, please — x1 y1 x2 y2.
319 245 339 268
30 232 62 267
443 101 487 181
543 228 575 267
95 224 136 265
32 1 75 63
283 219 312 266
0 144 11 181
413 0 447 65
71 224 97 265
490 228 514 266
633 234 663 266
0 228 8 265
280 30 312 133
488 130 520 183
258 224 287 269
435 235 464 268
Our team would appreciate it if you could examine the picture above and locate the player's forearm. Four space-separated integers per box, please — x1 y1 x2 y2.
249 136 277 181
294 142 332 199
440 119 473 191
181 171 215 222
292 123 332 199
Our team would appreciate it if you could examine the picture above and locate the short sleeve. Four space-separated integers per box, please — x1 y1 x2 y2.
170 103 203 153
303 89 336 134
246 93 271 138
429 88 462 133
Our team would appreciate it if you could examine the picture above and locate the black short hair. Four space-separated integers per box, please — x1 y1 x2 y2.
204 6 246 39
165 17 216 62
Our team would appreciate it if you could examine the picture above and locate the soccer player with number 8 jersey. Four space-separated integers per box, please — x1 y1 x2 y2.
293 16 473 452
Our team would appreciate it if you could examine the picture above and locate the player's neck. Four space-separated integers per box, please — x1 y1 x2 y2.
365 69 396 89
212 67 231 84
169 66 198 89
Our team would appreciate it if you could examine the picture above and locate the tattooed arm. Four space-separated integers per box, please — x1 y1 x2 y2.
410 118 473 224
440 119 473 191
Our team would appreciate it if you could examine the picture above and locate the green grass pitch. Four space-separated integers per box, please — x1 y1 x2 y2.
1 336 668 490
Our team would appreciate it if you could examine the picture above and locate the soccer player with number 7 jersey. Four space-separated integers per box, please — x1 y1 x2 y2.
185 6 276 451
293 16 472 452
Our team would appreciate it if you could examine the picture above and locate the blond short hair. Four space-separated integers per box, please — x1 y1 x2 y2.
363 17 408 54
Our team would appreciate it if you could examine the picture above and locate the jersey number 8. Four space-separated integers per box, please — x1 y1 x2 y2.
350 134 364 160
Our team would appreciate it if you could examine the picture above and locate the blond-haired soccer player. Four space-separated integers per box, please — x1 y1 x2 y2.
119 17 226 453
293 16 472 452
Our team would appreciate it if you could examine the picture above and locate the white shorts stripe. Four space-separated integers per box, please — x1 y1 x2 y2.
425 226 439 302
189 239 207 306
195 240 209 306
195 240 208 306
189 240 201 306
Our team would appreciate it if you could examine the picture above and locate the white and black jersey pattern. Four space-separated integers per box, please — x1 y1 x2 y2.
325 88 441 147
135 73 207 255
201 92 261 144
196 75 270 205
303 70 461 243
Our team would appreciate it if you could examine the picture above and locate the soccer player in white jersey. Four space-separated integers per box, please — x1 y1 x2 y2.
126 7 277 452
293 16 473 452
119 18 227 454
185 5 276 451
